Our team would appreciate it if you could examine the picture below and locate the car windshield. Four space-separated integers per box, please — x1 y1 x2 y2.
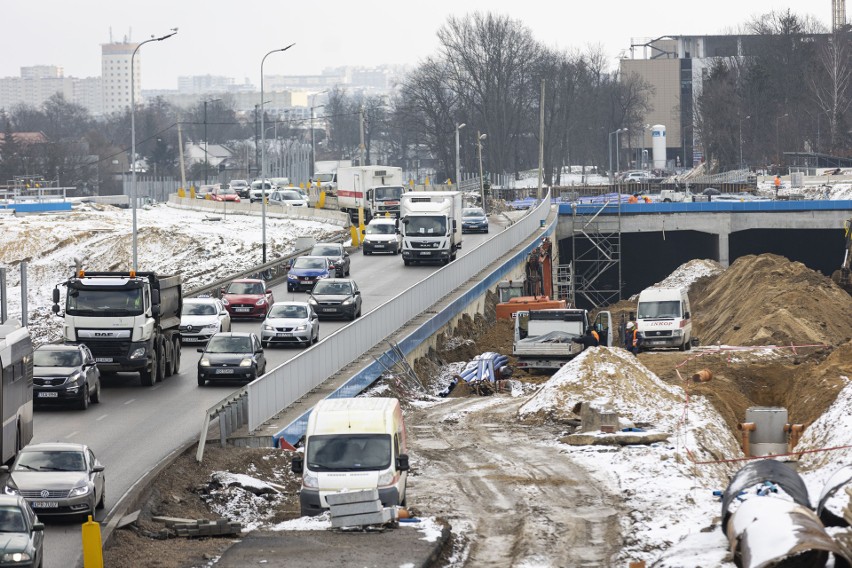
34 349 82 367
315 173 334 182
279 191 302 201
374 186 403 201
637 300 681 319
206 336 253 353
226 282 264 295
0 506 25 532
182 303 217 316
463 208 485 217
313 281 351 295
269 305 308 319
15 450 86 472
293 257 326 270
311 245 340 257
219 187 238 195
306 434 391 471
366 223 395 235
231 180 247 188
405 216 446 235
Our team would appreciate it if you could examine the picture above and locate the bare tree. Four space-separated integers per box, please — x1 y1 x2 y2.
810 31 852 153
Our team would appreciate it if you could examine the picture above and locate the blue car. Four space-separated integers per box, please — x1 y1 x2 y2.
462 207 489 233
287 256 333 292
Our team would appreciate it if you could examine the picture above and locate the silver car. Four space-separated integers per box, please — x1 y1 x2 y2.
260 302 320 347
2 443 105 521
180 298 232 344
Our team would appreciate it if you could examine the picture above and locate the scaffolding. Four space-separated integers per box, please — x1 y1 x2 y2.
570 200 622 309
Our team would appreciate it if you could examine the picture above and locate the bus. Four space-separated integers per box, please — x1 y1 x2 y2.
0 321 34 464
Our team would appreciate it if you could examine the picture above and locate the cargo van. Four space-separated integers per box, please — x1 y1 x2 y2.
291 397 409 517
635 287 692 351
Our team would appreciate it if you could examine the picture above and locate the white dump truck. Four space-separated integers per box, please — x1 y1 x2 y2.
399 191 463 266
513 308 612 371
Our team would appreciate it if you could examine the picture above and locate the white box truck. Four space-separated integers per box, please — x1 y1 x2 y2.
635 286 693 351
336 166 404 221
291 397 410 517
399 191 463 266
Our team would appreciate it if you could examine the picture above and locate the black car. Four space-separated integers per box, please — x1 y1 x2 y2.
33 344 102 410
197 332 267 386
309 243 350 277
0 495 44 566
308 278 362 320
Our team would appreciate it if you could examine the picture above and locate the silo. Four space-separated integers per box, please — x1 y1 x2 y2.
651 124 666 169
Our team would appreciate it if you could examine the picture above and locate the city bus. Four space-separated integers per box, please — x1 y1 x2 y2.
0 321 34 464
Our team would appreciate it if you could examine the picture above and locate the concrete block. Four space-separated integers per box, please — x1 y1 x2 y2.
330 508 392 529
329 500 383 517
325 489 379 506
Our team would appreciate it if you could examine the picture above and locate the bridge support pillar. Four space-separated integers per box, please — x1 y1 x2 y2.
716 232 730 268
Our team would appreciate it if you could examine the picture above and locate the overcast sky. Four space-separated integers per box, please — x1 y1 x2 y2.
2 1 831 90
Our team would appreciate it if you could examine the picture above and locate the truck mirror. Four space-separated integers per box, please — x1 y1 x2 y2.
151 289 160 304
51 304 60 315
291 455 304 474
152 304 160 316
396 454 410 472
684 311 690 319
52 288 60 303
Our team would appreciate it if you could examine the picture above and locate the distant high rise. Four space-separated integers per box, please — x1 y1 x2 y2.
833 0 847 31
101 40 139 115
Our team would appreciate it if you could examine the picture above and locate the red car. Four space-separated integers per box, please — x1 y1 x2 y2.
209 185 241 202
221 279 273 319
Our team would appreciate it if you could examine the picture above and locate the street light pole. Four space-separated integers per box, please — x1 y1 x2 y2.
203 97 221 185
615 128 626 173
131 28 177 272
455 123 466 187
739 115 751 168
477 131 487 212
260 43 295 265
309 90 328 180
775 113 789 168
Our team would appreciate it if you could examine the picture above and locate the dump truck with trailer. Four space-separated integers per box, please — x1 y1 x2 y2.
513 308 612 371
53 271 183 386
399 190 463 266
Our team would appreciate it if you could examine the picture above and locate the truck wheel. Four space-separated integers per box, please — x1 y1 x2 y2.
155 340 167 382
172 337 182 374
140 357 155 387
197 374 205 386
164 339 175 378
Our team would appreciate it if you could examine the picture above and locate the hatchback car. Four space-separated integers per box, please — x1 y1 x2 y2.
261 302 320 347
461 207 489 234
0 495 44 566
230 179 250 199
209 185 241 202
363 218 402 255
180 298 231 344
249 180 275 203
33 344 101 410
269 189 309 207
287 256 333 292
2 442 105 521
308 278 362 320
197 332 267 386
221 279 273 319
309 243 350 277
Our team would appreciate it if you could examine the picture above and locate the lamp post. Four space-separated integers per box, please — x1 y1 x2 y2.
260 44 295 264
607 128 625 185
739 115 751 169
775 113 789 168
477 131 486 212
131 28 177 272
203 97 221 185
681 124 693 170
309 90 328 180
455 123 466 187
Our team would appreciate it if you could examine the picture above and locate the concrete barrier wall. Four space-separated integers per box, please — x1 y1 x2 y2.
168 195 350 227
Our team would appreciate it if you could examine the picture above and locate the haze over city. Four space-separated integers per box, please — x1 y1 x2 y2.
2 0 829 89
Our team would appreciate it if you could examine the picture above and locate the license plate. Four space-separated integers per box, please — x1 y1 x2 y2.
95 357 113 363
374 244 385 248
322 308 336 313
31 502 58 508
38 392 59 398
235 308 251 312
215 368 235 374
419 251 431 256
276 333 292 337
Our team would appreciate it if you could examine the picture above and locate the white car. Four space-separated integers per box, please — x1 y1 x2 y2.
249 179 276 203
261 301 320 348
363 217 402 255
269 189 309 207
179 297 232 344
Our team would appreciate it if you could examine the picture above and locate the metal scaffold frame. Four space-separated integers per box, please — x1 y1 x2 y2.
570 200 622 309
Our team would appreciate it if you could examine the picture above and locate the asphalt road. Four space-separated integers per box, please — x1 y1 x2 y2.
32 223 499 568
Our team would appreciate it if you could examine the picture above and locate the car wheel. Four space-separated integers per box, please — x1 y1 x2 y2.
96 482 105 509
364 250 371 256
91 380 101 404
78 386 89 411
346 265 350 276
197 374 205 387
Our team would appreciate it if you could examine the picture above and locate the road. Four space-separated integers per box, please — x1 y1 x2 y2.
32 224 499 567
407 395 624 566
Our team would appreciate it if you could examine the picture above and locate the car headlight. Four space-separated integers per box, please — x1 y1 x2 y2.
67 371 82 384
240 358 253 367
221 297 230 306
69 483 90 497
204 323 220 330
1 552 32 562
342 297 355 306
256 299 267 306
129 347 146 359
294 324 307 332
302 471 319 489
199 358 211 367
4 482 19 496
671 329 683 337
287 274 298 281
262 324 275 331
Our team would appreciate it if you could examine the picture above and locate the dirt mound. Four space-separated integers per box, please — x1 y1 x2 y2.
691 254 852 347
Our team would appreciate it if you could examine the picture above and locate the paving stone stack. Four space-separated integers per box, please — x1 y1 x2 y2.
327 489 393 529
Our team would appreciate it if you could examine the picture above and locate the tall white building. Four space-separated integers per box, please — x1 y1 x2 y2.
101 40 139 115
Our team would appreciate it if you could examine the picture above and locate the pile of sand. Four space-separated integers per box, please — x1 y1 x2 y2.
690 254 852 347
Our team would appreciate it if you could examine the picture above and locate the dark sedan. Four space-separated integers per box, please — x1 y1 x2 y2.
0 495 43 567
197 332 267 386
462 207 489 233
307 278 362 320
287 256 333 292
309 243 350 277
33 344 101 410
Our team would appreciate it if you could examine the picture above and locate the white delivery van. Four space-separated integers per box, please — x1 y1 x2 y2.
363 217 402 255
635 287 692 351
291 397 409 517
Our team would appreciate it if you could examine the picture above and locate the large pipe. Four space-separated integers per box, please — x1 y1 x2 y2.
738 422 756 456
691 369 713 383
785 423 804 451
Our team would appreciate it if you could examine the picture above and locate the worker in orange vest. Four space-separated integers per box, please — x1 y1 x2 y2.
625 321 641 355
774 175 781 196
628 194 639 204
573 326 600 350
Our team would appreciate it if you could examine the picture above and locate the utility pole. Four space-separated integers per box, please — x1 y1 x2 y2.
254 104 260 179
537 79 545 201
358 106 365 167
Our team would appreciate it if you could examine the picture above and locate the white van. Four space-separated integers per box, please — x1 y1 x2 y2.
363 217 402 255
291 397 409 517
635 287 692 351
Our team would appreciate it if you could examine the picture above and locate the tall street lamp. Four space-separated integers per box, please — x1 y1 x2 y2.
775 113 789 168
477 131 487 212
455 123 466 187
260 44 295 264
607 128 625 185
131 28 177 272
739 114 751 169
203 97 221 185
309 90 328 180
